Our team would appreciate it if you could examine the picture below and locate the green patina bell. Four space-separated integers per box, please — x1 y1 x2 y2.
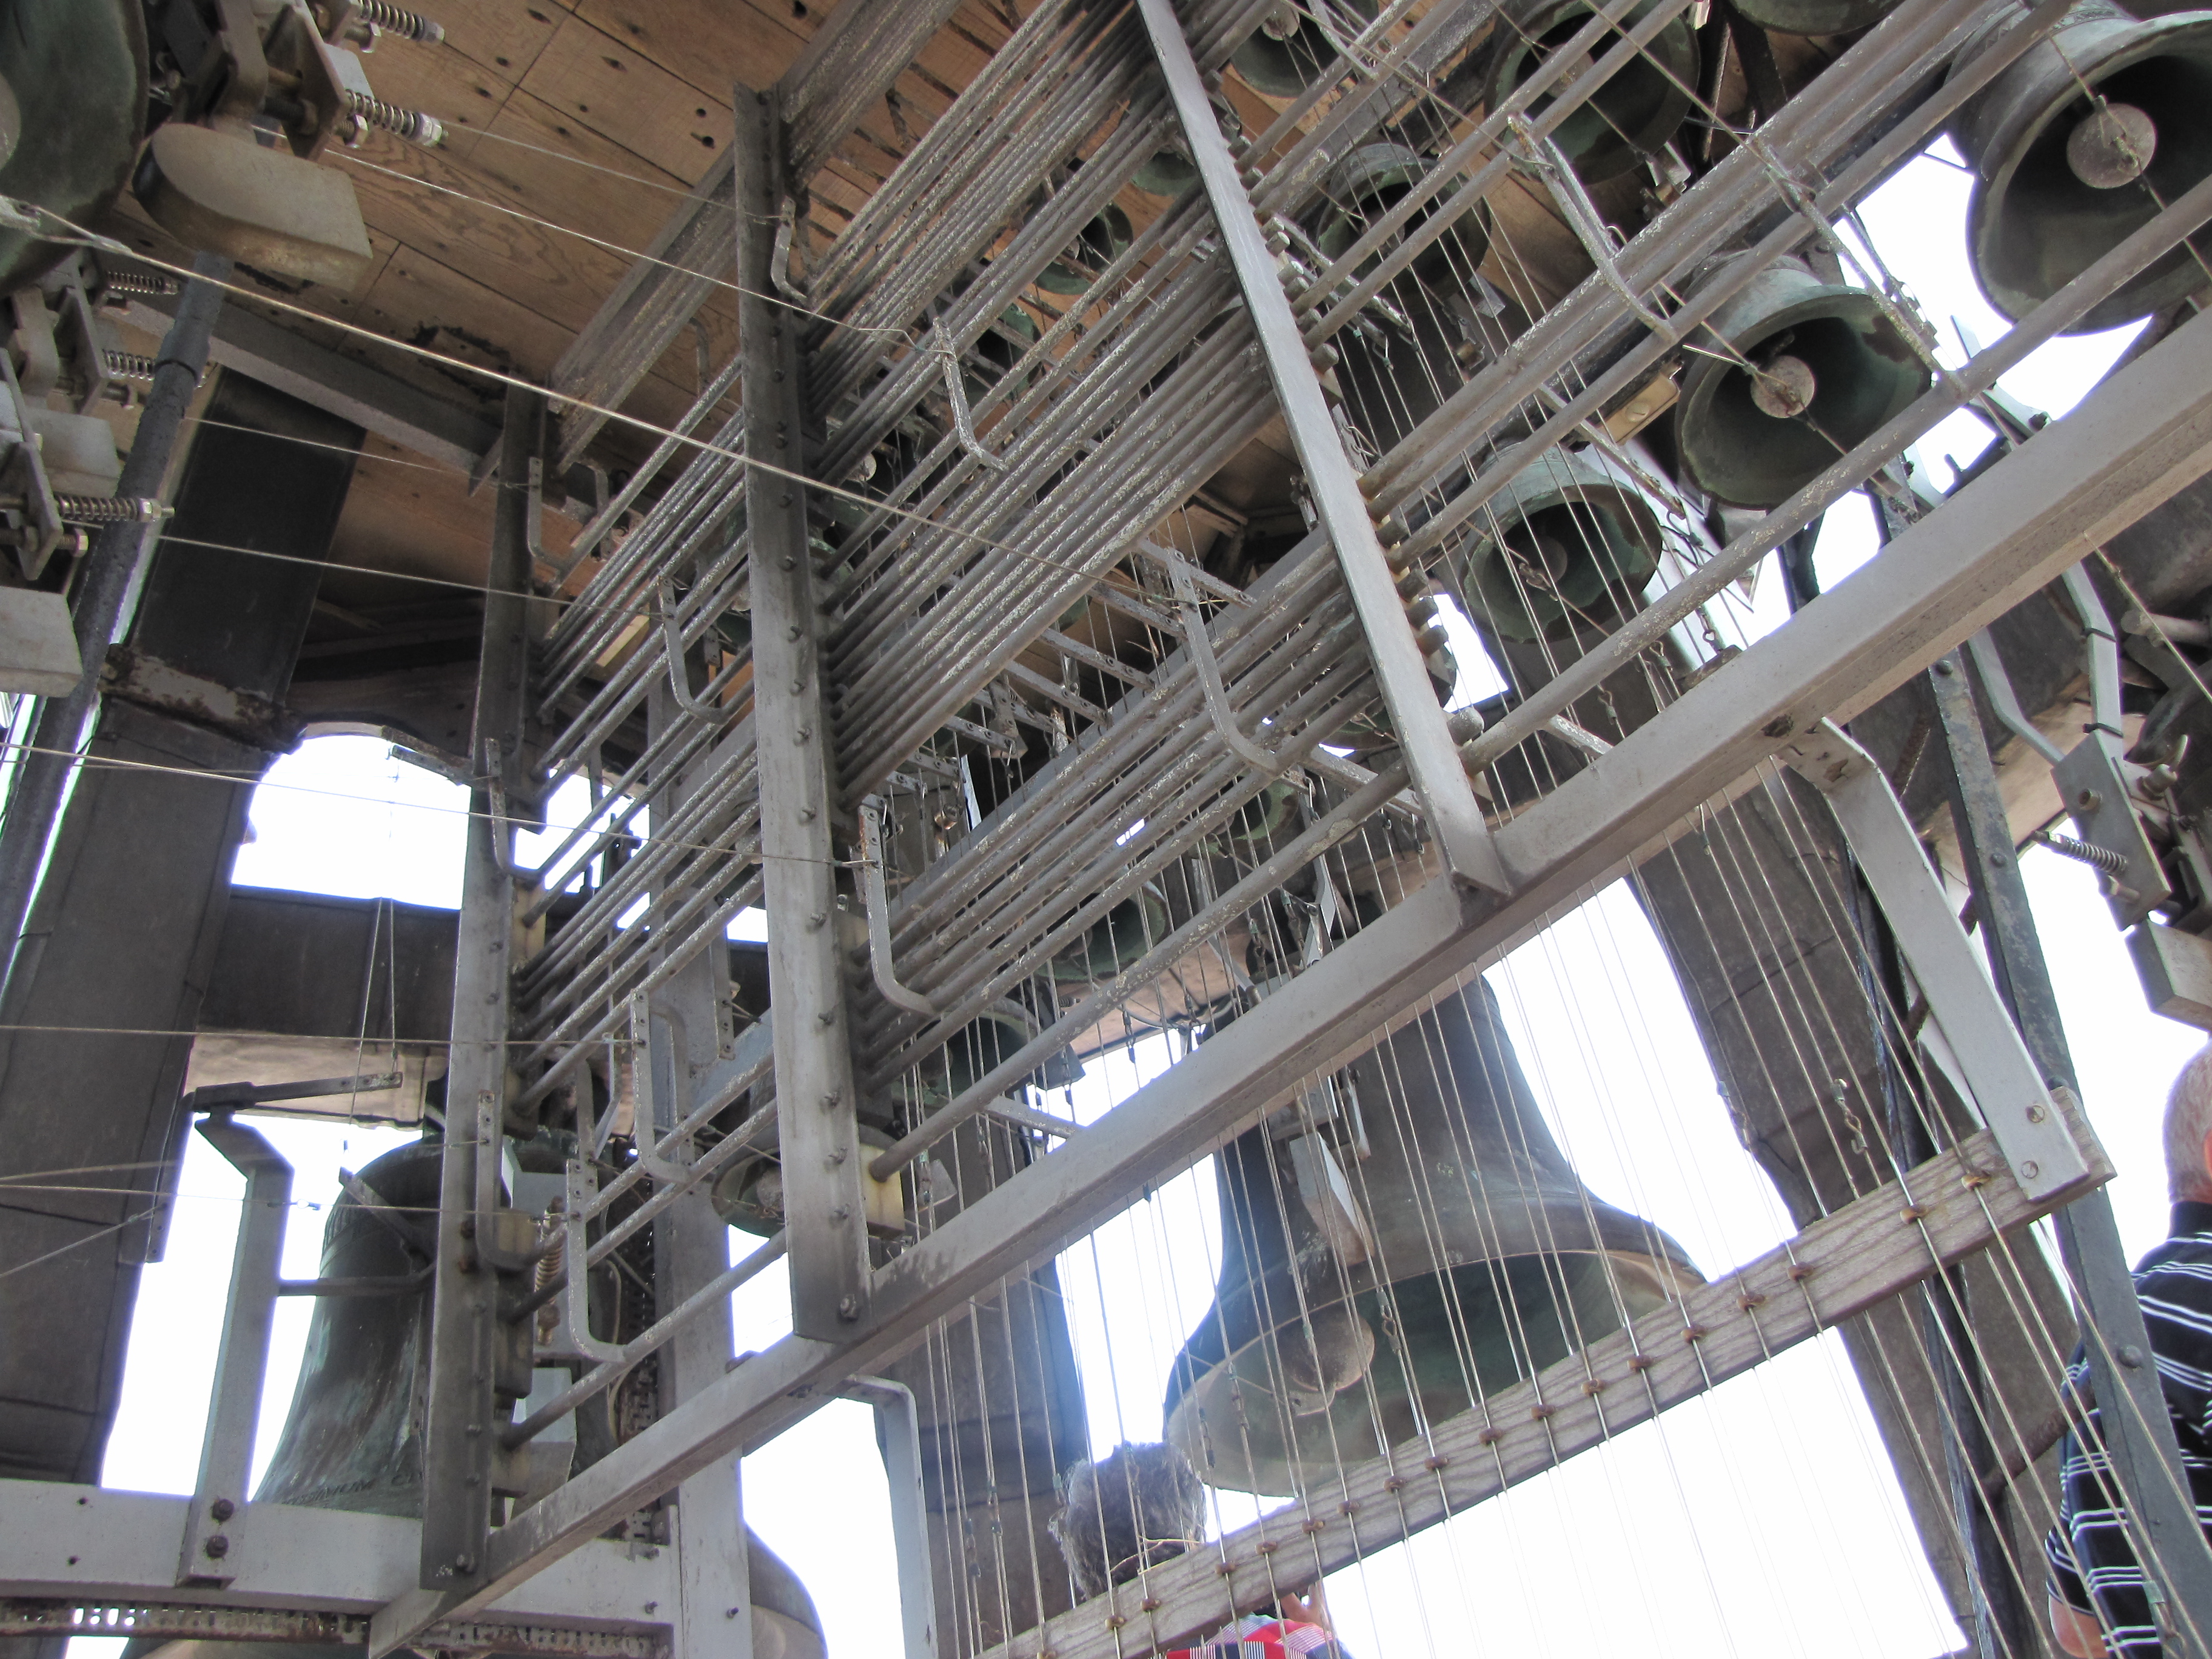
1479 0 1700 182
1037 203 1133 295
0 0 146 291
1232 1 1380 97
1133 146 1199 197
1164 980 1701 1496
1949 0 2212 330
1455 450 1669 642
1674 256 1932 509
1052 883 1171 983
1310 143 1491 290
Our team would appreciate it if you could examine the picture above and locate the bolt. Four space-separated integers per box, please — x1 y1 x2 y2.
1934 659 1954 677
2120 1343 2147 1368
796 724 812 740
2078 788 2103 813
826 1148 847 1166
455 1554 475 1574
1990 851 2008 868
838 1293 862 1320
203 1534 229 1559
787 625 802 640
808 910 827 929
817 1010 836 1026
831 1205 851 1221
2026 1104 2046 1122
799 806 817 822
210 1498 235 1521
782 555 797 570
2021 1161 2040 1180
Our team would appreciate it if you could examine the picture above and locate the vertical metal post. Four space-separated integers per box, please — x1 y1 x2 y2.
645 675 753 1659
175 1112 291 1584
845 1376 938 1659
735 80 871 1338
1133 0 1508 896
1930 647 2212 1654
419 385 538 1591
0 252 230 1000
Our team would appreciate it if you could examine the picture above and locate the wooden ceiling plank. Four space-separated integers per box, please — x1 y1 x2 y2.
335 144 637 341
520 13 741 185
569 0 809 107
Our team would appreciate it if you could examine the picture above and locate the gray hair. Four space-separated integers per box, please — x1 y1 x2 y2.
2164 1044 2212 1201
1048 1442 1207 1600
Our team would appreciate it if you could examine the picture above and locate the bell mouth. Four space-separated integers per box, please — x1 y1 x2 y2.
1459 464 1665 643
1677 292 1930 509
1164 1250 1692 1496
1968 11 2212 330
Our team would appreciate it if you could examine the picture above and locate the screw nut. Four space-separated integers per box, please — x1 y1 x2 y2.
203 1534 229 1559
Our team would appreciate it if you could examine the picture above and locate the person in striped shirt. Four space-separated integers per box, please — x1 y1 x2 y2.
2046 1044 2212 1658
1050 1442 1350 1658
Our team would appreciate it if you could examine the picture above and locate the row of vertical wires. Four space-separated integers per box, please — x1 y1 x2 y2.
789 0 2202 1651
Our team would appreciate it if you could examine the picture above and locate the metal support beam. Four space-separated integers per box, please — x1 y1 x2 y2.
370 245 2212 1659
736 82 871 1339
175 1115 292 1586
1930 646 2212 1649
119 295 498 475
418 386 538 1592
1134 0 1508 895
842 1378 936 1659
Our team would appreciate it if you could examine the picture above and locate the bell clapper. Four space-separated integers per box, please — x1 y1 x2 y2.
1261 1 1301 39
1750 350 1818 420
2066 98 2158 190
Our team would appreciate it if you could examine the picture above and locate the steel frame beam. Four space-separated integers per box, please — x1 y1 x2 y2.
736 83 872 1339
418 386 539 1593
1136 0 1507 896
366 246 2212 1659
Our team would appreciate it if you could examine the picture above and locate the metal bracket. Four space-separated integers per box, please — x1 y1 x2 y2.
857 797 937 1017
1155 541 1284 776
1781 719 2092 1199
176 1113 294 1584
840 1378 937 1659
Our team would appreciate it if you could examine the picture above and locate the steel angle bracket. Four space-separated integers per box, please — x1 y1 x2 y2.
1781 720 2093 1199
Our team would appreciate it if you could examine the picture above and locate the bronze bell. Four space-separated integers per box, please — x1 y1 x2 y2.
1164 978 1701 1495
1948 0 2212 331
237 1138 824 1659
1453 449 1671 643
1480 0 1700 183
1233 0 1379 97
1309 143 1491 293
1673 256 1933 510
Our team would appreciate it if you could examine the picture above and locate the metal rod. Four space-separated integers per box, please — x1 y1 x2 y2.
0 252 228 1002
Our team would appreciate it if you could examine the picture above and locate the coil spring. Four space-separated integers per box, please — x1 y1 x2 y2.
353 0 445 43
102 270 180 300
2035 830 2132 877
104 352 158 383
53 495 169 528
341 90 444 148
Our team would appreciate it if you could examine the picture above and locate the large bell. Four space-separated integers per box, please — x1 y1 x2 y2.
1053 883 1171 983
1233 1 1381 98
245 1138 824 1659
1480 0 1700 183
1164 979 1700 1495
0 0 146 290
1455 449 1669 643
1310 143 1491 292
1949 0 2212 331
1038 203 1133 295
1674 256 1932 509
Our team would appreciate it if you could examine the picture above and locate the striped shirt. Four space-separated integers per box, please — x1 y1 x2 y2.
2045 1201 2212 1658
1166 1617 1347 1659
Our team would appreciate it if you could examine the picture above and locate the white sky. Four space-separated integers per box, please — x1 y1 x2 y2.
75 142 2205 1659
